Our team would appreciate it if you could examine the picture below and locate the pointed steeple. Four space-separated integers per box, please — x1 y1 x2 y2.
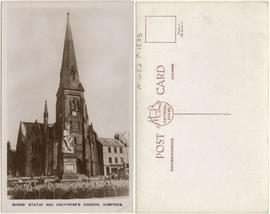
58 13 84 94
44 100 48 115
44 100 48 130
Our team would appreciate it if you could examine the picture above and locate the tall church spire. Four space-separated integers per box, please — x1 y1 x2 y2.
58 13 84 94
43 100 48 132
44 100 48 115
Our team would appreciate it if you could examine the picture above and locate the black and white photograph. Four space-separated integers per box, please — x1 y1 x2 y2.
2 1 133 212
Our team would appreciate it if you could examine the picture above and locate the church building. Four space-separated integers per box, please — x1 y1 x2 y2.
15 13 101 178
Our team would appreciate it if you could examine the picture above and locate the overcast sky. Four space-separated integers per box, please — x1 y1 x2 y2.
3 2 133 149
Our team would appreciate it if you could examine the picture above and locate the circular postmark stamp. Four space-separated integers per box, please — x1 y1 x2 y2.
147 101 174 128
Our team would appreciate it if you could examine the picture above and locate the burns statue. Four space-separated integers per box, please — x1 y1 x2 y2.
62 123 74 153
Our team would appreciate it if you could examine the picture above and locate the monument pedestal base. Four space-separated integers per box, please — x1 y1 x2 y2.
62 172 79 180
62 154 79 180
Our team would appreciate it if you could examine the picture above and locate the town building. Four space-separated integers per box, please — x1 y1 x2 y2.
7 142 16 176
97 137 129 176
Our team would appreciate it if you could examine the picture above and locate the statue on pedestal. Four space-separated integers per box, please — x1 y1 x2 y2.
62 123 74 153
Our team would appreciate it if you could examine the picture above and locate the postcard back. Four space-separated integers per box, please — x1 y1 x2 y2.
136 2 268 212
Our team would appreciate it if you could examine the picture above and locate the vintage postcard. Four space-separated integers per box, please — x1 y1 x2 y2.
2 1 133 212
1 1 269 213
136 1 268 213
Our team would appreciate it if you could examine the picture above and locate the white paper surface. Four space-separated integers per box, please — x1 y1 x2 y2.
136 2 268 212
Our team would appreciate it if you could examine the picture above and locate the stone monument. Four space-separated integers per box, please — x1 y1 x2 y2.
62 123 78 180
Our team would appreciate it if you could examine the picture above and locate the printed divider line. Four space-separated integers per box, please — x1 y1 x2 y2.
174 113 231 116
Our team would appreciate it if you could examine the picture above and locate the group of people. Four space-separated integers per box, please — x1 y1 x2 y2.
8 179 129 199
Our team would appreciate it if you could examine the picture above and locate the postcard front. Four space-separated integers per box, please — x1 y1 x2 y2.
2 1 133 212
136 2 268 213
